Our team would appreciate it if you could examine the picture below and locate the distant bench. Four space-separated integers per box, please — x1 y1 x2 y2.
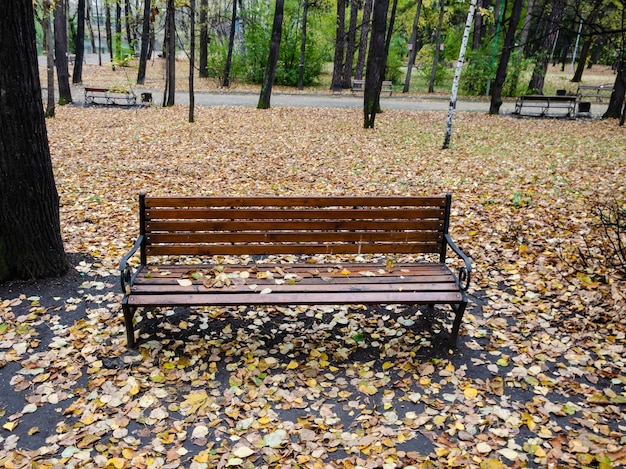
119 194 472 349
577 84 614 102
352 79 393 96
513 94 577 118
84 86 137 106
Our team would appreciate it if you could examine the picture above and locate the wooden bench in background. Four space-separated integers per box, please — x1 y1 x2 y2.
119 194 472 349
576 83 614 102
84 86 137 106
513 94 577 118
351 79 393 96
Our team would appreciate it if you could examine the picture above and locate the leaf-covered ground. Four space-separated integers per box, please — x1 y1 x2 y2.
1 104 625 469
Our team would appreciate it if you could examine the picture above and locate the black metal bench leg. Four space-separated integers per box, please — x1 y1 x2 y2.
449 301 467 346
122 302 137 348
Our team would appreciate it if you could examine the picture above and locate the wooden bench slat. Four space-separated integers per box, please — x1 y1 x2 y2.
145 207 447 221
145 219 445 232
144 196 447 208
129 291 464 307
146 231 443 245
145 243 443 256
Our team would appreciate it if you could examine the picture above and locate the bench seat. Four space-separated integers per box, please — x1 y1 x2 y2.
120 195 471 349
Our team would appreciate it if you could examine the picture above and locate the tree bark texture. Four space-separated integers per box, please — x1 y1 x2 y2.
604 64 625 119
0 0 68 281
223 0 238 87
73 0 85 83
331 0 346 91
341 0 360 89
44 0 55 117
298 0 309 90
189 0 196 123
137 0 151 84
528 0 565 94
258 0 285 109
199 0 209 77
354 0 372 81
403 0 423 93
363 0 389 128
163 0 176 106
489 0 524 115
54 0 72 104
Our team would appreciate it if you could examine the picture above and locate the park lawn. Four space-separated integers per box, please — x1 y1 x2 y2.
1 105 625 468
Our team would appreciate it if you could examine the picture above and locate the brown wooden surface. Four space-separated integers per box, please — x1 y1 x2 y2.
128 262 464 307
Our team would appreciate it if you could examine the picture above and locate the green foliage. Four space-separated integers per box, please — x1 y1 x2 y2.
416 44 451 86
503 49 532 97
384 36 405 84
460 46 492 96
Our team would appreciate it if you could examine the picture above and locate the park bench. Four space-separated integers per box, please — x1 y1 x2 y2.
84 86 137 106
119 194 472 349
513 94 577 118
576 83 614 102
351 79 393 96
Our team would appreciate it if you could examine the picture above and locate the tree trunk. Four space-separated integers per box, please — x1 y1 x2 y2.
258 0 285 109
106 4 113 61
223 0 238 87
354 0 372 81
528 0 565 94
443 0 477 149
115 2 122 59
86 0 96 53
199 0 209 77
519 0 534 56
489 0 524 115
189 0 195 123
0 0 68 281
604 63 625 119
125 0 133 48
137 0 151 84
95 0 102 65
471 0 483 50
428 0 445 93
54 0 72 104
341 0 360 89
331 0 346 91
403 0 423 93
44 0 55 117
163 0 176 106
73 0 85 83
297 0 309 90
572 0 603 83
363 0 389 128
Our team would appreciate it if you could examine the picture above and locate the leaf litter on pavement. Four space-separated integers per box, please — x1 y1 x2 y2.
0 105 625 468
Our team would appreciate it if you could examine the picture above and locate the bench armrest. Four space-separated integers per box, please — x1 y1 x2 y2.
445 234 472 291
119 235 144 295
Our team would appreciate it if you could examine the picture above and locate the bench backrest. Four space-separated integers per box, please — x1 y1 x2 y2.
138 194 452 263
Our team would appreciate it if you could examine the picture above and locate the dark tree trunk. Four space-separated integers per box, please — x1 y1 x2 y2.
528 0 565 94
489 0 524 114
572 0 603 83
189 0 195 123
341 0 360 89
137 0 151 84
163 0 176 106
519 0 534 56
73 0 85 83
44 0 55 117
403 0 423 93
0 0 68 281
125 0 133 47
258 0 285 109
471 0 483 50
604 63 625 119
95 0 103 65
354 0 372 81
105 4 113 61
115 2 122 58
86 0 96 53
297 0 309 90
223 0 238 87
428 0 445 93
54 0 72 104
199 0 209 77
331 0 346 91
363 0 389 128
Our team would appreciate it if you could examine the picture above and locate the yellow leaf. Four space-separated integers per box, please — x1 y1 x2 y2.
433 414 446 426
286 360 299 370
464 386 479 400
3 421 18 431
105 458 126 469
480 458 505 469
